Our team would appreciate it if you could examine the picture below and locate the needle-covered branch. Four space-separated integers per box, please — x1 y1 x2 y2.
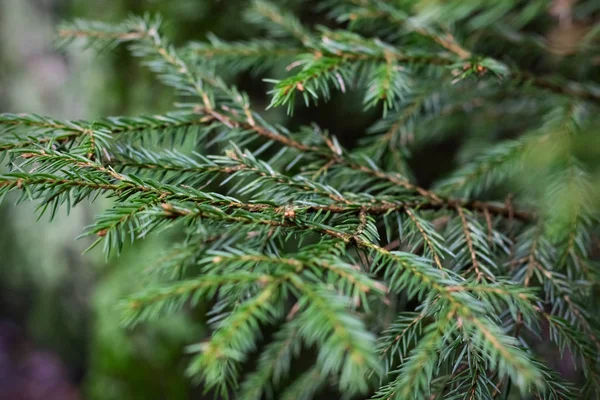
1 2 598 398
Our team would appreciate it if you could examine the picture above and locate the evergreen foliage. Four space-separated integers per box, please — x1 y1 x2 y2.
1 1 599 398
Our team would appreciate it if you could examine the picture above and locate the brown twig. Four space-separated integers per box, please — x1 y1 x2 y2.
406 208 444 269
456 206 484 281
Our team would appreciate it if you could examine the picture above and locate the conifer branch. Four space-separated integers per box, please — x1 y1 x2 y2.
1 4 597 398
376 310 428 374
247 0 314 46
122 272 273 325
405 208 445 270
187 282 282 394
280 366 326 400
327 0 600 103
238 321 302 400
55 18 538 226
456 207 484 281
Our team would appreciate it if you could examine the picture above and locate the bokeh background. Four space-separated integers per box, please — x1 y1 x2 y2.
0 1 598 399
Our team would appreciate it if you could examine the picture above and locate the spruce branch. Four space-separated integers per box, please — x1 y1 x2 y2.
289 280 381 394
186 282 282 395
187 34 302 75
329 0 473 59
280 366 327 400
1 147 542 390
55 18 537 225
326 0 600 104
376 310 428 374
405 208 447 270
247 0 314 46
238 321 303 400
2 4 598 398
121 272 274 325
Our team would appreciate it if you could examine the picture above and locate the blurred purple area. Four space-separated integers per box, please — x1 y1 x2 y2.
0 321 80 400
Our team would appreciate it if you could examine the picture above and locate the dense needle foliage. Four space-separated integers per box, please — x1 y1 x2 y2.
1 1 599 398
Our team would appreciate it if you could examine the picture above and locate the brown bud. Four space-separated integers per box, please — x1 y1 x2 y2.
128 300 142 309
161 203 178 218
225 149 238 160
373 281 389 293
286 302 301 320
97 229 108 237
